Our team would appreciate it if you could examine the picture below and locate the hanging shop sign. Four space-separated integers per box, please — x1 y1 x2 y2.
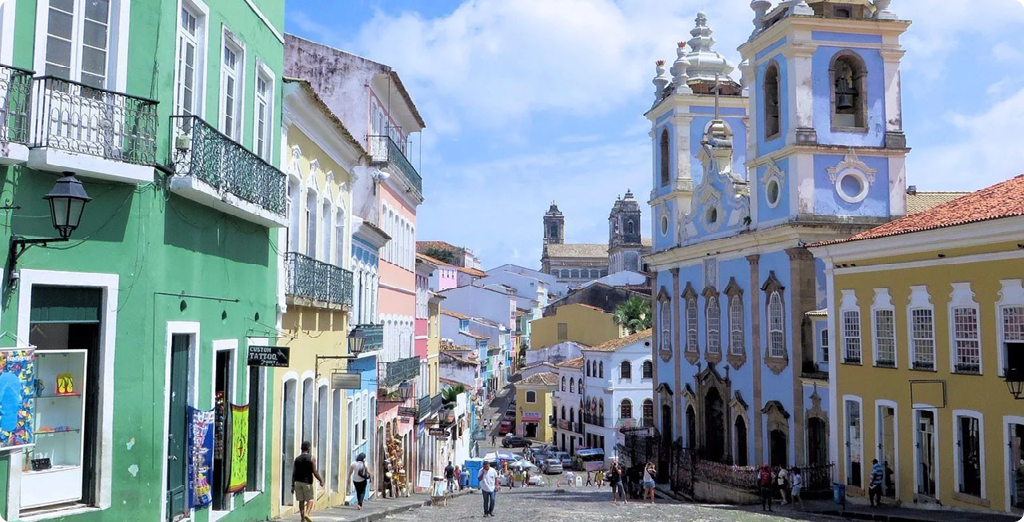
188 407 215 509
398 407 418 418
428 428 447 437
331 372 361 390
246 346 290 367
521 411 542 422
0 348 35 450
227 404 248 493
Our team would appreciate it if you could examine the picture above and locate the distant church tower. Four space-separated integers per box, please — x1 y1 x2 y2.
608 190 643 273
541 202 564 272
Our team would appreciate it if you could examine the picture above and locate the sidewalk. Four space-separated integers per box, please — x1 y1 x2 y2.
275 489 475 522
748 498 1019 522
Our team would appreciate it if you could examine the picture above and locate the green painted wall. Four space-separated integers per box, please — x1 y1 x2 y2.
0 0 286 520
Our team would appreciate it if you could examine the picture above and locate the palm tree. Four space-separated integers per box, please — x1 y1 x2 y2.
613 296 652 334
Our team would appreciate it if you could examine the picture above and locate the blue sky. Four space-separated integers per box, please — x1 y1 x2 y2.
286 0 1024 270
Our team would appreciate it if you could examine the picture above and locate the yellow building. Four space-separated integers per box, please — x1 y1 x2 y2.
271 79 362 517
811 175 1024 516
516 372 558 443
531 303 625 349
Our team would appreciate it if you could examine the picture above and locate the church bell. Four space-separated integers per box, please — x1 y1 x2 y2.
836 76 856 111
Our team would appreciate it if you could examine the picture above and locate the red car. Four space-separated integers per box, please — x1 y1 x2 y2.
497 419 512 435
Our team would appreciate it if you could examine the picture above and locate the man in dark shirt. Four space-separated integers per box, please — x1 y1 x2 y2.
292 441 324 522
444 461 456 492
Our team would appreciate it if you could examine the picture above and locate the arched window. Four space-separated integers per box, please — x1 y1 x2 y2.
706 293 721 355
642 399 654 426
320 199 332 262
686 296 699 353
586 361 591 377
620 360 631 380
626 221 635 235
729 294 744 355
305 188 318 258
832 52 867 129
642 360 653 379
764 62 781 139
526 390 537 403
561 376 566 391
659 128 670 186
287 178 301 252
577 378 583 395
570 407 575 425
659 299 672 353
768 291 786 358
561 405 566 420
570 378 575 393
548 223 559 241
599 361 604 378
571 269 580 279
620 399 632 419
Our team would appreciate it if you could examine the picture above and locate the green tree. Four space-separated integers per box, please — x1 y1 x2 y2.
424 247 457 264
613 296 652 334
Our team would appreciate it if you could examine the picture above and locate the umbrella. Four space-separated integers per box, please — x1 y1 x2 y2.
509 461 537 471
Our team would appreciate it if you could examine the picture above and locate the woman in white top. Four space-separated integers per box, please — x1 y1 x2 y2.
350 453 372 510
643 462 657 504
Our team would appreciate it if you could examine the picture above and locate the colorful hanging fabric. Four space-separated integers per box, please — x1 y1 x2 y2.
227 404 248 493
188 407 215 509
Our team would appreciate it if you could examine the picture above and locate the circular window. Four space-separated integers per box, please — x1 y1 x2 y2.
766 179 781 208
660 215 669 236
706 207 718 225
835 169 869 203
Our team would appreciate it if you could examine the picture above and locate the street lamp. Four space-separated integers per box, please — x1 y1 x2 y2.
397 381 413 401
1006 366 1024 400
9 172 91 281
347 326 367 355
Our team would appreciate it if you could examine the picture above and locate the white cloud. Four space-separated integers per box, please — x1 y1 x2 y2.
908 86 1024 191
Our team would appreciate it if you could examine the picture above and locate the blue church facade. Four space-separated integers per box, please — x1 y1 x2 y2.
646 1 909 469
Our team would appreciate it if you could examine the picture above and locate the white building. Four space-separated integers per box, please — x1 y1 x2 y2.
553 357 586 454
580 330 655 461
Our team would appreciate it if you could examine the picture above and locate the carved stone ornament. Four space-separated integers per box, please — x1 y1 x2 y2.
826 150 877 184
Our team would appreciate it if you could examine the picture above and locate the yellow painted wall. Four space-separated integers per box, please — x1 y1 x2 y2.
832 246 1024 513
516 385 555 443
531 304 624 349
271 122 355 517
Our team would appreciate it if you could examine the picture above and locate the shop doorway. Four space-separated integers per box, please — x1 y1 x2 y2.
166 334 191 522
878 406 896 497
212 350 234 511
915 410 936 497
525 423 537 438
281 379 297 505
1009 422 1024 511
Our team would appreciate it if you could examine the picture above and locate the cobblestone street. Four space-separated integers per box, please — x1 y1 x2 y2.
385 485 840 522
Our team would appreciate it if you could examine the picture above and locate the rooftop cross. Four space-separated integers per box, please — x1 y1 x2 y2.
712 73 722 121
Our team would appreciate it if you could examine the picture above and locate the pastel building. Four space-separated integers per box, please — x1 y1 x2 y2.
553 358 586 454
647 3 909 471
811 176 1024 515
531 303 626 350
516 373 559 442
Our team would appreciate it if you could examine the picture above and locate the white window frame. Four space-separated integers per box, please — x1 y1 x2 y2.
252 59 274 162
1002 414 1024 512
948 282 981 374
706 294 721 355
211 339 239 516
658 299 671 353
243 338 267 501
952 410 986 500
874 399 900 499
842 310 862 364
820 327 829 364
995 279 1024 377
728 294 744 356
0 0 17 66
33 0 130 92
870 288 896 367
685 297 698 353
219 26 245 141
320 196 332 263
913 405 941 501
173 0 209 119
907 285 936 371
767 291 786 358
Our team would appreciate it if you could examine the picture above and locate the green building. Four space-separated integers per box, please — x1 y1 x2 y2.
0 0 288 520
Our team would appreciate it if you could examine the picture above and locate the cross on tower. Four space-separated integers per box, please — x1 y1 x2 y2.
712 73 723 121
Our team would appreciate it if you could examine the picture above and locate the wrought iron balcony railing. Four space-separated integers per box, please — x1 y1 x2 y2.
171 115 286 216
31 76 157 164
368 135 422 195
356 324 384 352
380 356 421 388
583 413 605 427
0 65 33 144
285 252 354 307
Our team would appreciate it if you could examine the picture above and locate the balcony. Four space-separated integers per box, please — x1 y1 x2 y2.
28 76 158 183
169 115 287 228
0 65 33 164
380 356 421 388
356 324 384 352
368 135 422 196
285 252 353 309
583 413 605 427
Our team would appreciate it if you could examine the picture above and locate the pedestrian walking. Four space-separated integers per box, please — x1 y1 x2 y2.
444 461 456 492
758 464 773 512
869 459 884 507
453 464 462 491
643 462 657 504
608 462 625 504
460 465 469 490
595 469 604 487
291 441 324 522
382 460 394 498
524 469 530 487
585 470 593 486
492 434 496 446
349 453 372 510
478 461 499 517
776 465 790 504
790 467 804 510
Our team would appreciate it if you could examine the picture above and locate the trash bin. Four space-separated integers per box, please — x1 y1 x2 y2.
832 483 846 505
464 459 483 488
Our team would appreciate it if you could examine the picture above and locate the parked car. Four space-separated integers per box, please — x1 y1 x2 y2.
503 409 516 420
497 419 512 435
555 451 573 469
542 458 563 474
502 435 533 448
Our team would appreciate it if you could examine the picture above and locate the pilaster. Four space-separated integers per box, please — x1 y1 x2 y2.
746 254 763 462
671 267 683 442
784 43 817 145
786 246 815 465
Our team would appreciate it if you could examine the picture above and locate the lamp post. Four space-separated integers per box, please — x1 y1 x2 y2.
398 381 413 401
1006 366 1024 400
8 172 91 281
